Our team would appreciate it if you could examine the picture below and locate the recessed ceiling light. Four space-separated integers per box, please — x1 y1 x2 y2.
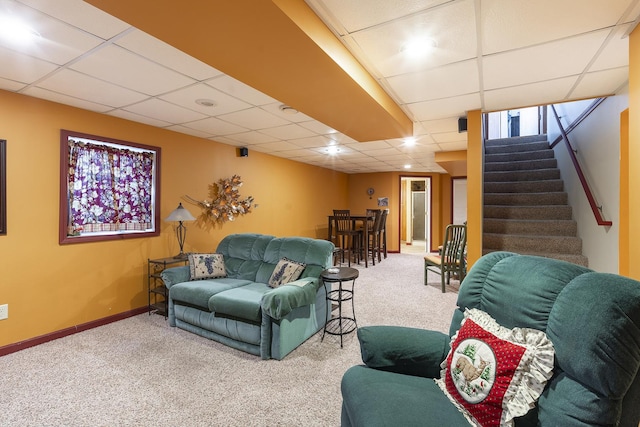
0 16 40 45
401 37 437 58
279 104 298 114
404 164 412 169
326 145 340 155
195 99 216 107
404 137 417 146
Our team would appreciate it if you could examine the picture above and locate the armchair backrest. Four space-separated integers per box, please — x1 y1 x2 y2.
451 251 640 426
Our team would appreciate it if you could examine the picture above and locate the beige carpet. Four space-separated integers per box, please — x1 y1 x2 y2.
0 253 460 427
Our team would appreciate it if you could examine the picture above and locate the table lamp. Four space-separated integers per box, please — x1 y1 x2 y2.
165 203 196 259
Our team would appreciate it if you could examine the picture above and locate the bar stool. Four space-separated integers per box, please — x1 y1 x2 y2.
380 209 388 259
333 209 362 267
362 209 382 265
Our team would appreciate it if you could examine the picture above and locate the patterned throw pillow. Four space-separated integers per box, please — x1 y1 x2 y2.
268 258 306 288
435 309 555 427
188 253 227 280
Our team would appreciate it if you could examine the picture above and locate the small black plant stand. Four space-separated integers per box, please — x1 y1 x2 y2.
320 267 359 348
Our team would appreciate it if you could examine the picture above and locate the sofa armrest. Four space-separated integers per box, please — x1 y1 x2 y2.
358 326 450 378
261 278 318 319
160 266 190 288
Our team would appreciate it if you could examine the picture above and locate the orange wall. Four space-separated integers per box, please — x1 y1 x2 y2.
0 89 458 349
466 109 483 269
346 172 452 253
0 90 348 348
629 29 640 280
620 108 629 276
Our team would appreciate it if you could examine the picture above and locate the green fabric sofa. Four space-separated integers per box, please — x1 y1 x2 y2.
341 251 640 426
161 233 334 360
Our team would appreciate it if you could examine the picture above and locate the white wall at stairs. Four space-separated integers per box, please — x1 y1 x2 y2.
548 88 628 273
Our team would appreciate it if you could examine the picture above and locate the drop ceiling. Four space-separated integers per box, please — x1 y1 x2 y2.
0 0 637 174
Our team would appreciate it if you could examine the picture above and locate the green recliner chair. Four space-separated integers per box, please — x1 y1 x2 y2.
341 252 640 426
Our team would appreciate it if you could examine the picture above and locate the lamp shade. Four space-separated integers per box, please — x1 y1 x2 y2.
165 203 196 222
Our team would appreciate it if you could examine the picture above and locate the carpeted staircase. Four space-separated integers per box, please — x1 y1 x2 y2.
483 134 589 267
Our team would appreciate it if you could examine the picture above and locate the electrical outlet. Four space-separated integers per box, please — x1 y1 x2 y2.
0 304 8 320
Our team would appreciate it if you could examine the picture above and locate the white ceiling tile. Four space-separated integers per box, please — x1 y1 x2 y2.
218 107 290 129
17 0 130 39
0 0 104 64
259 123 317 140
0 77 26 91
115 30 222 81
290 135 333 149
0 46 58 83
570 67 629 99
431 131 467 144
388 59 479 103
206 75 276 106
481 0 633 54
345 140 393 150
70 45 195 96
483 76 578 111
181 116 249 136
124 98 207 123
408 93 481 121
483 30 609 90
223 131 278 145
307 0 451 34
23 86 112 112
163 124 214 139
589 25 630 72
348 0 477 76
36 68 148 107
416 117 460 135
251 140 301 152
107 109 173 128
298 120 338 135
159 83 251 115
260 102 315 123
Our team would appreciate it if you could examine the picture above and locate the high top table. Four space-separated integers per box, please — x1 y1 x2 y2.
327 214 372 268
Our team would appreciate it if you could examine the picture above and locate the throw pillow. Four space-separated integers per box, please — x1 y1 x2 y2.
435 308 554 427
268 257 306 288
188 253 226 280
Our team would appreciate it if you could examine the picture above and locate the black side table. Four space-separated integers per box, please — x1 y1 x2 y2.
320 267 359 348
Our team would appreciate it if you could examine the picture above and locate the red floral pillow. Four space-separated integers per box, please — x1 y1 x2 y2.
436 309 554 427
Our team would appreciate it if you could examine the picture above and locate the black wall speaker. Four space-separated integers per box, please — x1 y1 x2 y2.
458 117 468 133
239 147 249 157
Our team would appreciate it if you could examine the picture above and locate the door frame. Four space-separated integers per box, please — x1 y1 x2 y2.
399 175 431 253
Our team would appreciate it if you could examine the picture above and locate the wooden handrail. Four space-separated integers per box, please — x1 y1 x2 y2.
551 104 612 227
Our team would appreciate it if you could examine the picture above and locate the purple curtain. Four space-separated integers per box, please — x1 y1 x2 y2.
67 140 154 235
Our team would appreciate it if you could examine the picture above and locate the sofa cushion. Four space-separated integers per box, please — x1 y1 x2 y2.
188 253 226 280
268 257 305 288
437 308 554 427
209 282 271 323
170 278 252 310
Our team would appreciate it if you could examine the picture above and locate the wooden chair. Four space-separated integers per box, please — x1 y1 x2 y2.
379 209 388 259
333 209 362 267
362 209 383 265
424 224 467 292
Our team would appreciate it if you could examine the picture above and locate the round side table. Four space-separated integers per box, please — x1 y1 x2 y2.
320 267 359 348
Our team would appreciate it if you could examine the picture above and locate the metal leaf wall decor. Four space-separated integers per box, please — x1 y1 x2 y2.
186 175 256 227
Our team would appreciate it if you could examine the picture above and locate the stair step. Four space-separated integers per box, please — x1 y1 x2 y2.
482 249 589 267
483 233 582 254
485 141 549 155
484 192 568 206
485 135 548 146
485 149 555 163
484 158 557 172
484 205 573 220
483 218 577 236
484 180 564 193
485 168 560 182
